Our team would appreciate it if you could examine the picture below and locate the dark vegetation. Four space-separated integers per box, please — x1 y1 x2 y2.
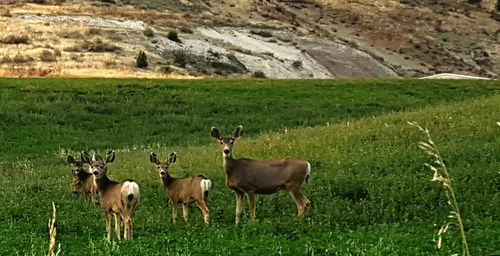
135 50 148 68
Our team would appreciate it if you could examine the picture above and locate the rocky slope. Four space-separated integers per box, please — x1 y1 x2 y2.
0 0 498 78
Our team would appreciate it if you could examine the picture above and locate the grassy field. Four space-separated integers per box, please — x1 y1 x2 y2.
0 78 499 255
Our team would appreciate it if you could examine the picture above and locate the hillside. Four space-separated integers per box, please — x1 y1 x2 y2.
0 0 498 78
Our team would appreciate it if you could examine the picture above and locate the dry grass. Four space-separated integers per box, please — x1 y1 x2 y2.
6 2 192 27
408 121 470 256
0 3 193 79
1 34 30 44
0 16 164 78
0 54 34 64
47 202 60 256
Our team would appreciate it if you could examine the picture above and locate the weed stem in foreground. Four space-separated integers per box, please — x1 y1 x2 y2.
48 202 61 256
408 121 469 256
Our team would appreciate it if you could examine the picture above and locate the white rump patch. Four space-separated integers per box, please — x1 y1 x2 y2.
200 179 212 193
121 181 140 206
306 162 311 177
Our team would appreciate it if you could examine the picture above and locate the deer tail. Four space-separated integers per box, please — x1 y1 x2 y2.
305 162 311 183
200 178 212 201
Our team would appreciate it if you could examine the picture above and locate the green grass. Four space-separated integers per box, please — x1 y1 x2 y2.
0 78 499 255
0 78 498 162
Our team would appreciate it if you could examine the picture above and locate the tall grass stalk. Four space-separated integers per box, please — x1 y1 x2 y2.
47 202 61 256
408 121 469 256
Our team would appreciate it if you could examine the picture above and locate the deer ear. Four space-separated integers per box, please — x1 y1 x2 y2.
105 151 115 163
211 127 223 140
81 152 91 164
168 152 177 164
232 125 243 139
150 152 160 165
67 155 76 164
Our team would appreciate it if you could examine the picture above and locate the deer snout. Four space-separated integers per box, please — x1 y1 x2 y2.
223 149 230 155
160 171 166 176
93 171 99 175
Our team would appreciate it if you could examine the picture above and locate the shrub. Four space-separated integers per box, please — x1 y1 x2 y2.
59 30 83 39
167 30 181 43
292 60 302 69
53 48 62 56
143 27 154 37
0 55 34 64
40 50 57 62
250 29 273 38
68 39 121 52
136 51 148 69
0 7 11 17
82 39 107 52
173 49 188 67
158 65 172 73
180 27 193 34
86 28 101 36
252 71 266 78
1 35 30 44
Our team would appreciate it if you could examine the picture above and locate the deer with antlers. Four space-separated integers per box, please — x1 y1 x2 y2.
81 151 140 241
67 154 97 204
150 152 211 224
211 126 311 224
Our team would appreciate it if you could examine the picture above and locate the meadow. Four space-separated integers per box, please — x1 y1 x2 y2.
0 78 498 255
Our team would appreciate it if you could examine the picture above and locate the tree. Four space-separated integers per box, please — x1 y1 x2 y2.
136 51 148 69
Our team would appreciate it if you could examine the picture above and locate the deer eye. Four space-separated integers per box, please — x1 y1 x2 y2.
99 165 104 169
219 141 223 145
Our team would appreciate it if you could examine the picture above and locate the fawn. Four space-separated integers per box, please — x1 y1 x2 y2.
150 152 211 224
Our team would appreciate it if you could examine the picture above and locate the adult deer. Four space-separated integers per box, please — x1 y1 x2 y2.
150 152 211 224
81 151 140 241
67 155 97 204
211 126 310 224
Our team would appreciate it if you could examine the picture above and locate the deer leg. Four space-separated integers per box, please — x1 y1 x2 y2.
91 188 97 204
125 217 132 240
235 191 244 225
128 206 137 219
121 215 131 240
246 192 256 221
289 190 306 217
119 208 130 240
197 201 210 224
299 191 310 215
125 203 136 240
104 211 111 242
171 201 178 223
182 203 189 223
113 212 121 240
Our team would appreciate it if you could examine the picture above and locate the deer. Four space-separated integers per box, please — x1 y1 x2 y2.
67 154 97 204
149 152 211 224
81 151 140 241
211 126 311 224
